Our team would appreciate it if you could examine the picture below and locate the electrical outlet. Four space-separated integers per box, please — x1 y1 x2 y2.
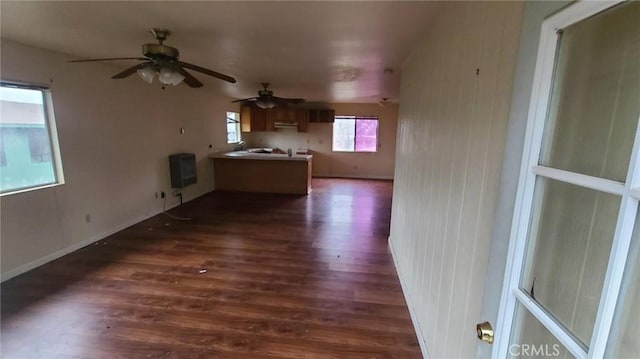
161 191 166 198
85 214 91 224
155 192 158 199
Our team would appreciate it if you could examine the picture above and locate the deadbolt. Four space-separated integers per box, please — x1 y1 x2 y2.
476 321 494 344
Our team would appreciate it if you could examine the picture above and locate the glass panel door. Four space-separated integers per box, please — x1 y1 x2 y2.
495 2 640 358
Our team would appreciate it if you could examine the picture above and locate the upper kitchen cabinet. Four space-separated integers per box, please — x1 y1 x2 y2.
309 109 336 123
266 107 310 132
266 107 304 123
241 106 328 132
240 105 267 132
296 109 309 132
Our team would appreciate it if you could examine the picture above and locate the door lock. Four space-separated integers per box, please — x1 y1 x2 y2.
476 321 494 344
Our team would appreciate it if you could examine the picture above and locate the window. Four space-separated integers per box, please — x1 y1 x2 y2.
226 111 241 143
0 82 63 194
27 127 52 163
332 116 378 152
0 139 6 167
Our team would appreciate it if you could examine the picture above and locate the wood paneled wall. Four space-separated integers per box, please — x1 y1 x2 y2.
389 2 523 358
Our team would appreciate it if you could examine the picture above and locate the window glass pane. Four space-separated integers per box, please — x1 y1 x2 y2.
332 118 355 152
0 86 56 193
226 123 238 143
0 138 6 166
606 206 640 358
355 119 378 152
226 111 240 144
521 177 620 346
27 127 52 163
539 1 640 182
510 304 573 358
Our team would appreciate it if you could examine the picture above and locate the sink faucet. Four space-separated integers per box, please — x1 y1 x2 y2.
235 141 246 151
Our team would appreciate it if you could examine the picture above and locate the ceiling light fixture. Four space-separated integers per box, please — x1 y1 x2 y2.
255 100 276 109
137 65 155 84
136 64 185 87
333 66 359 82
231 83 304 109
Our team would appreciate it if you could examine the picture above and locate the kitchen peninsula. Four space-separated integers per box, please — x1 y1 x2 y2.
209 150 312 195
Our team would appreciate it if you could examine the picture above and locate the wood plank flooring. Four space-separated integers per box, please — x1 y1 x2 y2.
1 178 421 358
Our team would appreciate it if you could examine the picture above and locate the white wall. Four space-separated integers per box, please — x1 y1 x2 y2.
0 41 239 280
388 2 523 358
242 103 398 179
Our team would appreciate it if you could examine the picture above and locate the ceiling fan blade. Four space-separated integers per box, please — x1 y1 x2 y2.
70 57 147 63
178 61 236 83
272 96 305 104
175 67 203 88
231 97 258 103
112 62 151 79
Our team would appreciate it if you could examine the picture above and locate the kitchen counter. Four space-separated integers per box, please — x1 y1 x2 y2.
209 150 312 195
209 150 312 161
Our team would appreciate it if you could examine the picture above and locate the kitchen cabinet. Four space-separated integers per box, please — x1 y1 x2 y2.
265 108 281 125
211 153 312 195
265 107 310 132
296 109 309 132
266 107 299 123
309 109 335 123
240 105 267 132
242 106 334 132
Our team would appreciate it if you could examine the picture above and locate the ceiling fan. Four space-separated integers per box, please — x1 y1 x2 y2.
69 28 236 88
232 83 304 109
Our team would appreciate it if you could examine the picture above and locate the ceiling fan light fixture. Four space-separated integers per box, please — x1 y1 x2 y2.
137 65 155 84
170 71 185 86
158 67 184 86
256 100 276 109
231 83 304 107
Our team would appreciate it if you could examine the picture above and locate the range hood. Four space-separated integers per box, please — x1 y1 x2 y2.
274 122 298 129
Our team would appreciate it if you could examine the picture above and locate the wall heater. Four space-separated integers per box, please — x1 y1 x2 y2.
169 153 197 189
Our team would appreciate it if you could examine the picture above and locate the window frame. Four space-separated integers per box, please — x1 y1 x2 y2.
331 115 379 153
226 111 241 144
0 81 65 196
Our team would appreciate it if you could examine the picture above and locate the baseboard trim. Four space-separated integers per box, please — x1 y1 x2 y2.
313 174 394 180
1 204 180 283
389 236 430 359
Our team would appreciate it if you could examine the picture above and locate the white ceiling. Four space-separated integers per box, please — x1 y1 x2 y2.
0 1 437 104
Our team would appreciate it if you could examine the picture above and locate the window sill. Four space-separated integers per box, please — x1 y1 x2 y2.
331 150 378 153
0 182 64 197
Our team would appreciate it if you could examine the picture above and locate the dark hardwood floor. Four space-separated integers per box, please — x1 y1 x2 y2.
1 178 421 358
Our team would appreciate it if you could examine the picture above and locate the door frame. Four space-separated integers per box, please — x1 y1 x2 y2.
492 1 638 358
